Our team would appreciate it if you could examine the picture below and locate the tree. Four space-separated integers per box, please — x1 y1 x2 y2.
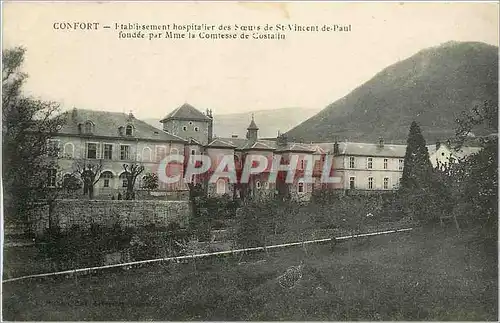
452 100 498 149
141 172 159 191
400 121 434 190
74 160 103 199
122 163 145 200
2 47 66 222
399 121 440 223
450 100 498 236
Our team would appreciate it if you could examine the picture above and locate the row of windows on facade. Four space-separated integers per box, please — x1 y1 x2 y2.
49 140 183 162
48 169 309 196
181 122 200 132
47 170 166 189
348 157 404 171
348 176 397 190
81 121 135 136
50 141 314 169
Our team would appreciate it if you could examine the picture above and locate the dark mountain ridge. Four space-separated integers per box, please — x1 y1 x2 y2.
286 41 498 143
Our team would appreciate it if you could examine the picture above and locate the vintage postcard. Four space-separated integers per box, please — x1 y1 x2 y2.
2 1 498 321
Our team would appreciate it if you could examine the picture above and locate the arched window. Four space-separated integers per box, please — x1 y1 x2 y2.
101 171 114 188
216 179 226 194
297 179 305 194
125 124 133 136
119 172 129 188
170 147 179 156
84 121 94 134
142 147 152 162
63 142 75 158
255 181 261 189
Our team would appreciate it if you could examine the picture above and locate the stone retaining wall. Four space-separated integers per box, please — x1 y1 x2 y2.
28 199 191 236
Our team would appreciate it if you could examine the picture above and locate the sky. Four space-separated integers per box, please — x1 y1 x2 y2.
3 2 499 120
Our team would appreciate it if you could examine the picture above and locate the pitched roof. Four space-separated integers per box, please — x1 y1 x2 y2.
247 115 259 130
427 143 482 160
217 137 252 150
160 103 211 122
276 142 316 153
334 142 407 157
207 138 237 149
58 109 186 143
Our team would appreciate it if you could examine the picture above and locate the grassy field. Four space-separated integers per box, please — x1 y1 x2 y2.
2 227 497 321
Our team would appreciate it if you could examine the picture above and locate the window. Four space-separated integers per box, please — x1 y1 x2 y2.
120 172 129 188
383 177 389 189
194 126 199 132
142 147 152 162
101 171 113 188
264 182 270 190
383 158 388 170
125 125 133 136
87 143 97 159
120 145 130 160
399 159 404 171
298 180 306 193
63 143 74 158
190 149 196 164
216 179 226 194
84 121 93 134
367 157 373 169
368 177 374 189
349 177 355 189
349 157 355 169
189 121 193 125
103 144 113 160
47 169 57 187
182 126 187 131
155 146 166 162
256 181 261 189
300 160 305 169
170 147 179 156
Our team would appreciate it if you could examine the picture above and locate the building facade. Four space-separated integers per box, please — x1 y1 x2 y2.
51 104 482 200
51 108 188 199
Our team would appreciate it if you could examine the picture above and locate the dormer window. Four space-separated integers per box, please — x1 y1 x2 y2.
84 121 94 134
125 124 133 136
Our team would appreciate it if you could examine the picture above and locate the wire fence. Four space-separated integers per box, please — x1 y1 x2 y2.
2 227 413 284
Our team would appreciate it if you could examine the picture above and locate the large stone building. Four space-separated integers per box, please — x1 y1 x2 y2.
50 108 188 198
50 104 481 200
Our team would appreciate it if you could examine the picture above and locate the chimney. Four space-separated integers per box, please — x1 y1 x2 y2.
128 110 134 120
71 107 78 121
333 141 340 155
436 141 441 150
207 109 214 143
378 137 384 148
231 134 238 138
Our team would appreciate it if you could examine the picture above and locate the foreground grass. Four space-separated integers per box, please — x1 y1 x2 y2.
3 227 497 321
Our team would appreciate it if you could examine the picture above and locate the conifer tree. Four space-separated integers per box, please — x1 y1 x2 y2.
399 121 439 223
400 121 434 190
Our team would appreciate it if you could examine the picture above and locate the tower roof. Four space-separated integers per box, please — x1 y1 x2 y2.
247 113 259 130
160 103 211 123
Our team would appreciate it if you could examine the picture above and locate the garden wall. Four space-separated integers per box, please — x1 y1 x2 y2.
28 199 191 236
